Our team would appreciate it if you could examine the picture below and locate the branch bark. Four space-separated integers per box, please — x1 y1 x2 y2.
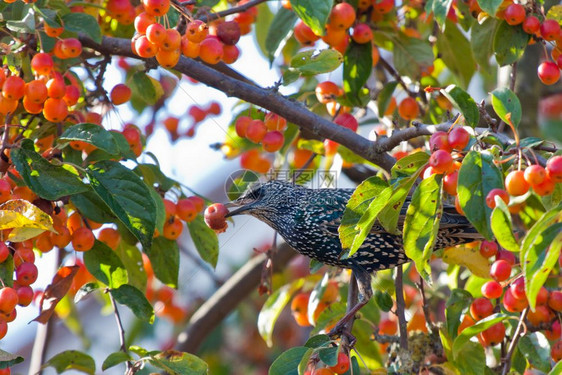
176 242 296 353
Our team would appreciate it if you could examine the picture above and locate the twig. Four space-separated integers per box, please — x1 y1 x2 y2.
340 272 359 349
502 307 529 375
378 56 418 99
108 290 131 371
176 243 296 353
199 0 268 23
417 279 435 333
179 244 224 286
27 248 63 375
395 267 408 350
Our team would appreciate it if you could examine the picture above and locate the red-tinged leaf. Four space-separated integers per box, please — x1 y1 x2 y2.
33 266 80 324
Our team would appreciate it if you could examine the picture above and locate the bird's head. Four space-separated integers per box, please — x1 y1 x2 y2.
225 180 302 219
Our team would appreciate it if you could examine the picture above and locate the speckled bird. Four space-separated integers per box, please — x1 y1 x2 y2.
226 180 483 332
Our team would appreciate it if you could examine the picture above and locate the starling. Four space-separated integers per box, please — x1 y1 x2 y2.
226 180 483 333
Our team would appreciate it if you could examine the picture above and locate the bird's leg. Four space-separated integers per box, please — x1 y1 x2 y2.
328 269 373 341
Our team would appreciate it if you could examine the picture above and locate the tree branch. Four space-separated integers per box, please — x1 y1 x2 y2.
109 290 131 371
502 307 529 375
395 267 408 350
78 35 397 172
199 0 268 23
176 243 296 353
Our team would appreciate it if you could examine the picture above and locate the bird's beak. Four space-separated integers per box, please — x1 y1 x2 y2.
224 203 252 218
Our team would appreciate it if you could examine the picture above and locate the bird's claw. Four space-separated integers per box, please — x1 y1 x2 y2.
328 322 356 347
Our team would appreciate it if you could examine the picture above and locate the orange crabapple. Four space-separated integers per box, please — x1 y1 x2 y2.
315 81 341 104
485 188 509 209
503 3 525 26
163 217 184 240
71 227 95 252
540 19 561 41
60 38 82 58
428 150 453 174
264 112 287 131
2 76 25 101
352 23 373 44
176 198 197 222
186 20 209 43
505 170 530 196
110 84 132 105
522 15 540 35
524 164 546 185
293 21 320 46
328 2 355 30
98 227 121 250
398 97 419 120
261 131 284 152
25 80 48 104
199 37 224 64
246 119 267 143
31 52 54 75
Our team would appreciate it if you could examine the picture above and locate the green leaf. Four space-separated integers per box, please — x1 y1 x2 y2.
374 290 393 312
42 350 95 374
0 254 14 288
110 284 154 323
476 0 502 15
148 187 165 234
304 334 330 348
391 151 430 179
264 7 298 62
6 11 35 33
491 198 519 252
59 123 120 155
343 41 372 106
452 313 510 359
83 240 128 288
436 20 476 87
391 34 434 79
114 241 147 292
445 289 472 340
457 151 504 240
258 278 305 347
87 160 156 250
453 341 486 375
145 237 179 288
268 347 309 375
318 346 338 366
377 81 398 117
518 332 551 373
491 88 522 128
522 207 562 310
186 215 218 268
134 163 177 192
339 175 390 251
254 2 274 58
11 139 89 200
289 0 332 36
378 162 427 234
149 351 208 375
290 49 343 75
0 349 24 368
493 21 530 66
70 191 115 224
440 85 479 128
61 12 101 43
470 17 497 74
74 282 99 304
127 72 161 107
403 173 443 282
102 352 132 371
549 360 562 375
430 0 453 30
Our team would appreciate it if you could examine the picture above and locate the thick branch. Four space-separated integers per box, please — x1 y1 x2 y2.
78 35 397 172
176 243 296 353
199 0 268 23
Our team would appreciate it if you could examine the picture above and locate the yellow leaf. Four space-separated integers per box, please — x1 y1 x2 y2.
441 245 490 278
370 369 388 375
0 199 55 242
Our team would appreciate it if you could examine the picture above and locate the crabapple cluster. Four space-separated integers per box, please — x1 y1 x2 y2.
234 112 289 173
160 195 205 240
131 0 253 68
0 54 80 122
479 1 562 85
